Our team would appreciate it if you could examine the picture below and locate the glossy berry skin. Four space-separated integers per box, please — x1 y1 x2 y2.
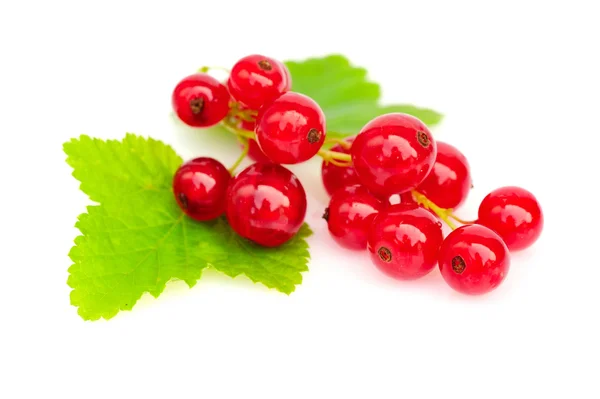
255 92 326 164
477 186 543 251
227 54 291 110
173 157 231 221
172 73 230 127
416 141 472 209
321 137 360 196
225 163 307 247
439 224 510 295
351 113 437 198
367 204 443 280
325 185 384 250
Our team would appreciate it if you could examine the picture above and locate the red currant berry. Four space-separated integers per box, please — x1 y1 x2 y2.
477 186 543 251
324 185 384 250
255 92 326 164
172 73 230 127
225 163 307 247
438 224 510 295
416 141 472 209
173 157 231 221
227 54 291 110
321 137 360 196
367 204 443 280
351 113 437 198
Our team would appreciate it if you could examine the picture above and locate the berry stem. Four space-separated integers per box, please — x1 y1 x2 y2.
449 214 476 225
324 136 352 149
229 141 249 175
411 191 458 230
317 148 352 166
229 102 258 121
198 65 231 74
221 119 256 140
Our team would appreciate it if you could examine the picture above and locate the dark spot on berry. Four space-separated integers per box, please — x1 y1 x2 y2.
178 192 189 210
416 130 430 148
378 247 392 263
189 98 204 115
307 128 321 144
257 60 272 71
322 207 330 221
452 256 466 274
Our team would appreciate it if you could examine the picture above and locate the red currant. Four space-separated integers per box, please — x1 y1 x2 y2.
416 141 472 209
477 186 543 251
321 137 360 196
367 204 443 280
173 157 231 221
255 92 326 164
172 73 230 127
225 163 307 247
439 224 510 295
227 54 291 110
351 113 437 198
324 185 383 250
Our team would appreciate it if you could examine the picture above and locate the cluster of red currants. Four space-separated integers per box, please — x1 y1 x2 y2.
322 113 543 295
170 53 544 296
171 54 324 247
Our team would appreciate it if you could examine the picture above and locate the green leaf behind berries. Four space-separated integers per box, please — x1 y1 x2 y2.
284 54 443 135
65 134 312 321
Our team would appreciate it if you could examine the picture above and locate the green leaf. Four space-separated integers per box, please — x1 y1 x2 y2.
65 134 312 321
285 54 443 134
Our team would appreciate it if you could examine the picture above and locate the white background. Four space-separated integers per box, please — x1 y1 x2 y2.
1 1 599 398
